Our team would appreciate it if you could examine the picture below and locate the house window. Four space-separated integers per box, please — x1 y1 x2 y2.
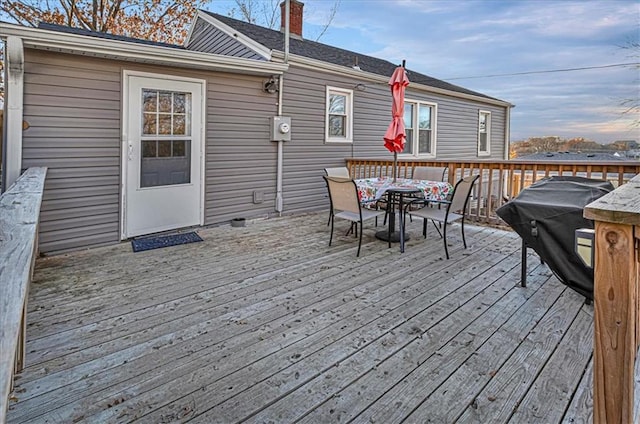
325 86 353 143
478 110 491 156
402 101 436 157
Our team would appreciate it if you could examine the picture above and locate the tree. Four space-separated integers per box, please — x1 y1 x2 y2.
0 0 205 44
227 0 340 42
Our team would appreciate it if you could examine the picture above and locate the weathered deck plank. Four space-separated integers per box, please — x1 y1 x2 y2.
7 212 596 423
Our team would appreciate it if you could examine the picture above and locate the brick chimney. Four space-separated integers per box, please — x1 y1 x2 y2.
280 0 304 38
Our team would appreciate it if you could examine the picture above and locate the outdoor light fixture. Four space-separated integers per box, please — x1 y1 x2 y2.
263 77 279 94
355 83 366 91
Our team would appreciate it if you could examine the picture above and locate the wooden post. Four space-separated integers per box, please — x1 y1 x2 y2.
584 174 640 424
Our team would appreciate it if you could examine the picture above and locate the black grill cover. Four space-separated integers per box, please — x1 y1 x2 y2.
496 176 614 299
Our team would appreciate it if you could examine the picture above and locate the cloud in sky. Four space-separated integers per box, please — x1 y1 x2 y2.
212 0 639 143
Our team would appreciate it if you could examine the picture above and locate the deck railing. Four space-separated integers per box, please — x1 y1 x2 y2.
584 174 640 424
346 158 640 224
0 167 47 423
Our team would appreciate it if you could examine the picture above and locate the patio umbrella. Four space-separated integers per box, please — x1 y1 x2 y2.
383 62 410 182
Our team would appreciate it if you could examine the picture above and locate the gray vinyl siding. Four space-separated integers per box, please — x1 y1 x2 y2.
278 65 509 214
187 18 265 60
203 74 279 224
22 49 279 254
22 51 122 254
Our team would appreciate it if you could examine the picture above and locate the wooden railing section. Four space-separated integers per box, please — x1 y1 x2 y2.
0 167 47 423
346 158 640 224
584 174 640 424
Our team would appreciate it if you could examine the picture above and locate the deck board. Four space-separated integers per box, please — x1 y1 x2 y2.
7 212 596 423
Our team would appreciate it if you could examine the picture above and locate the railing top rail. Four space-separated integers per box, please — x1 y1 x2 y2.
0 167 47 422
584 174 640 225
347 158 640 166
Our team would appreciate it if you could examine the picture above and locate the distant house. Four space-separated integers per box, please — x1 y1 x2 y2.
0 0 512 253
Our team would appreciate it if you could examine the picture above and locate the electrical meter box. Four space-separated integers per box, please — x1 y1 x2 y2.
270 116 291 141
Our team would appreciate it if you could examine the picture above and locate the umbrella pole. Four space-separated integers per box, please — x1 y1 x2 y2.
393 152 397 182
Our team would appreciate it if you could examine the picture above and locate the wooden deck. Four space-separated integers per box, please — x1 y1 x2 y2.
7 212 595 423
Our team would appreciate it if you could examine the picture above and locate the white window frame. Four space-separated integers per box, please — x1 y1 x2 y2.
401 100 437 158
325 86 353 143
478 110 491 157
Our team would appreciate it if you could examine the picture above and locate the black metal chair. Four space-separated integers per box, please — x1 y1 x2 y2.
405 174 479 259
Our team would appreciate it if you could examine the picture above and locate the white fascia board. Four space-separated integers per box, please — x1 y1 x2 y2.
271 51 513 108
184 14 200 47
196 11 273 60
0 22 287 76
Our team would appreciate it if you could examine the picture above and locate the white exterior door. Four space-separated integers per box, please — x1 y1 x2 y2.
123 73 204 238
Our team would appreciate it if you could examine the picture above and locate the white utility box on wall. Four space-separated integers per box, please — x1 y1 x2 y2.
270 116 291 141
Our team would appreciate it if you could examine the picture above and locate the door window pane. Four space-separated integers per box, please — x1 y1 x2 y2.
142 140 157 158
158 115 172 135
143 91 157 112
141 140 191 187
173 115 186 135
140 88 193 187
141 89 191 136
158 140 172 157
158 91 172 113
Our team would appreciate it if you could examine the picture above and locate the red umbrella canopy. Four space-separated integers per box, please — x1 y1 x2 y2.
383 66 410 153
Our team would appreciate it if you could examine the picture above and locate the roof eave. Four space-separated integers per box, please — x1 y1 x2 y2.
271 50 512 108
0 22 288 76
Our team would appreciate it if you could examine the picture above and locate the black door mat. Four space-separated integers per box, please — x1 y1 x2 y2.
131 232 203 252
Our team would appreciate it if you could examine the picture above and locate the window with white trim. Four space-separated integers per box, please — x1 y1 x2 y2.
478 110 491 156
402 101 436 157
325 86 353 143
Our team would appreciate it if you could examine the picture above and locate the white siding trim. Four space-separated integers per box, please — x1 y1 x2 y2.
2 36 24 192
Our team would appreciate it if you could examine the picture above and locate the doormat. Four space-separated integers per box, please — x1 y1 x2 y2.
131 232 203 252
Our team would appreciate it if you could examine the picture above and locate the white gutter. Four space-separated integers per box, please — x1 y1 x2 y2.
275 0 291 214
2 36 24 192
0 22 288 76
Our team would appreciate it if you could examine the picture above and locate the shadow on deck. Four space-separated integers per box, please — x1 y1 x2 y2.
8 212 593 423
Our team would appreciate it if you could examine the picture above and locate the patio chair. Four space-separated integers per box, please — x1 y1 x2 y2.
324 167 351 225
404 174 479 259
412 166 447 182
402 166 448 223
324 167 350 178
323 175 385 257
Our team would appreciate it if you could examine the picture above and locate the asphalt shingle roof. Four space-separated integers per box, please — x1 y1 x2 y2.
203 11 499 101
38 22 185 49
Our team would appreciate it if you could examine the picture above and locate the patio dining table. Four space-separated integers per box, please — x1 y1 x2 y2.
355 177 453 252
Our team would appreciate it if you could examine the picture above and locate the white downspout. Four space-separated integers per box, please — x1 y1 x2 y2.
275 0 290 214
2 36 24 192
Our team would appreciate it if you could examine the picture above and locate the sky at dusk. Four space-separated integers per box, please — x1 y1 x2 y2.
208 0 640 144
